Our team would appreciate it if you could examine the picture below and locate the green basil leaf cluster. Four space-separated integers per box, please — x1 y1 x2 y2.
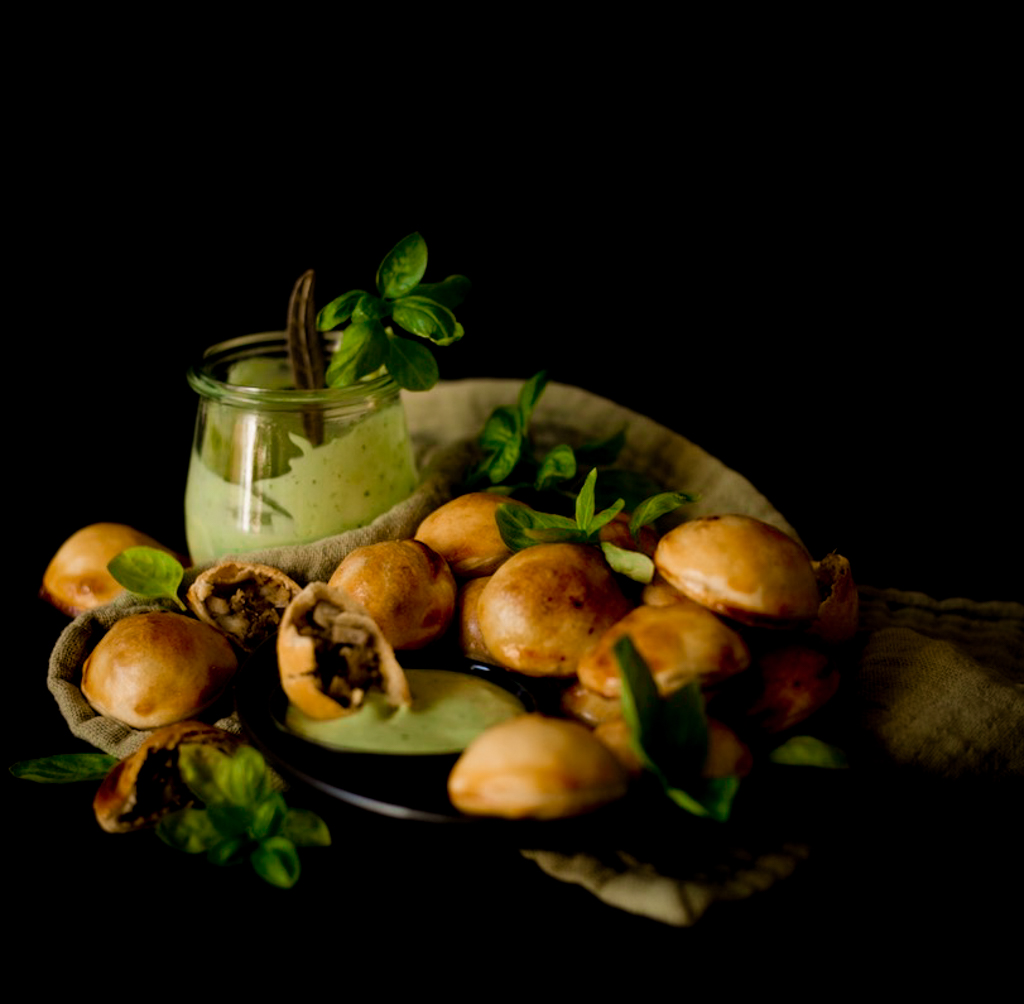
156 745 330 889
107 547 187 610
10 753 119 783
317 233 469 392
614 636 740 822
493 467 697 584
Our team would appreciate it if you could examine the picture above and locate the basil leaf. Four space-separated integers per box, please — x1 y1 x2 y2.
517 370 548 425
206 803 253 838
656 681 710 783
324 319 390 387
615 635 661 772
769 735 849 768
157 808 223 854
207 835 250 867
251 836 301 889
405 274 471 310
475 405 525 484
392 295 460 345
575 467 597 532
385 332 439 391
352 293 388 323
534 444 577 491
218 746 270 806
316 289 366 331
629 490 700 538
250 792 289 841
376 232 428 300
283 808 332 847
600 542 654 583
9 753 118 783
107 547 186 610
495 503 585 552
664 776 739 822
177 745 232 805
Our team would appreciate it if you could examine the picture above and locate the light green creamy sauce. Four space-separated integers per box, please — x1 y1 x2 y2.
184 397 417 566
284 670 526 755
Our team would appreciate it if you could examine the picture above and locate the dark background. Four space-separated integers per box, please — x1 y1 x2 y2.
19 164 1018 604
8 80 1019 978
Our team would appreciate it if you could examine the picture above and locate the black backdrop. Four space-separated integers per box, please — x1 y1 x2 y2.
8 132 1019 974
21 181 1018 604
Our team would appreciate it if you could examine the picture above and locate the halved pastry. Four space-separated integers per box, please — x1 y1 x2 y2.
187 561 302 652
277 581 411 721
93 721 244 833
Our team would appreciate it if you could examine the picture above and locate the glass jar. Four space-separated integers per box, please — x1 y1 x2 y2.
184 331 418 565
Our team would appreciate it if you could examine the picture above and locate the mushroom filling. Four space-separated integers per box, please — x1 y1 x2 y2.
115 749 194 827
301 600 383 710
203 579 294 647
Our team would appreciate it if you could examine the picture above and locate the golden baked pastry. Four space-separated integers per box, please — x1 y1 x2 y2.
448 714 629 819
41 523 180 616
80 612 239 729
654 514 820 629
476 543 634 677
328 539 456 651
576 597 751 699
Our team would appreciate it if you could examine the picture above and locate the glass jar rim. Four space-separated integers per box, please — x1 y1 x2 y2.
187 330 399 408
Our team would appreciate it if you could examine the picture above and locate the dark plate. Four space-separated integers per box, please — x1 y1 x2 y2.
236 641 570 825
234 641 845 856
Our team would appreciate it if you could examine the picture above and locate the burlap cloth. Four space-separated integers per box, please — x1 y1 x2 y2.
46 379 1024 926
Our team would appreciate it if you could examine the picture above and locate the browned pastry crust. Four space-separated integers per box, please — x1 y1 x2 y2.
576 597 751 699
654 514 820 629
808 552 859 645
93 721 244 833
476 543 634 678
277 581 411 721
327 539 457 651
186 561 302 651
80 612 239 729
40 522 181 616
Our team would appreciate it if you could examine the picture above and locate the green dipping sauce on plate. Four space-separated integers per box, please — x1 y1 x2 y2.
283 669 526 755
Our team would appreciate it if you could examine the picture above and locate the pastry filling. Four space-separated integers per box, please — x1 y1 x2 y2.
302 599 383 710
203 577 296 649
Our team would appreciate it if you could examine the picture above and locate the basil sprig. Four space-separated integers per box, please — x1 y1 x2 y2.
494 468 697 583
615 637 849 821
615 636 740 822
317 232 469 392
156 744 330 889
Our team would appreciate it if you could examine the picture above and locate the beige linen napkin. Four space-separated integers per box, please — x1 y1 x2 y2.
45 378 1024 926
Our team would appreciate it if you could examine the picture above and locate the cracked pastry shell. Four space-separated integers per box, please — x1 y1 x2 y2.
327 539 456 651
808 552 859 644
576 596 751 699
277 581 410 721
93 721 244 833
654 514 820 629
186 561 302 652
80 612 239 729
447 713 629 819
476 543 634 677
